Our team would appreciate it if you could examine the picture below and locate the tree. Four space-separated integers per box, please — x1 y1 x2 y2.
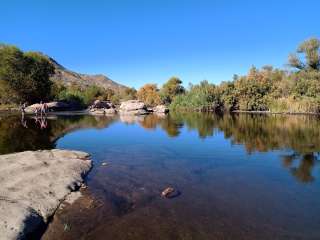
137 84 162 106
23 52 55 102
0 45 55 104
160 77 185 104
120 87 137 100
0 45 25 103
289 38 320 70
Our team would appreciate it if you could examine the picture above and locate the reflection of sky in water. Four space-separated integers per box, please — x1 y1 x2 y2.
2 113 320 239
57 119 320 185
54 116 320 239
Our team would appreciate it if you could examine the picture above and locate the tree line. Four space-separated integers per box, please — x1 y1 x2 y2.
137 37 320 113
0 44 136 107
1 38 320 113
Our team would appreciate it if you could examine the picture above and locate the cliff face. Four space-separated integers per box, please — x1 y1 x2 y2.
48 56 128 92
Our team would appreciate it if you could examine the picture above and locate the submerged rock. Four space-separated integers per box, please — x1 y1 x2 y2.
0 149 92 240
119 100 149 115
161 187 175 198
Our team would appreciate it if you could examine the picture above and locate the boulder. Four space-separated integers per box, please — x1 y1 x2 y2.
25 101 76 113
91 100 114 109
153 105 169 114
0 149 92 240
119 100 149 115
89 100 117 115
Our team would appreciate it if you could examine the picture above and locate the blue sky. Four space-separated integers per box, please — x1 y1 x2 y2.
1 0 319 89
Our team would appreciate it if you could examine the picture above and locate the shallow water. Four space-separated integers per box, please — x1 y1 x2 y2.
1 112 320 239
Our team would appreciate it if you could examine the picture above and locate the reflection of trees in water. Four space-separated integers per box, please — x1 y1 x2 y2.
0 114 117 154
2 112 320 183
137 112 320 183
282 152 320 183
138 114 183 137
215 114 320 155
0 115 54 154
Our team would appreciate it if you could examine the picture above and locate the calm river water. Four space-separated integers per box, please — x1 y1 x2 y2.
1 112 320 240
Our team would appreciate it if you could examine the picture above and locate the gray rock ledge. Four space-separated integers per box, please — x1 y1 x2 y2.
0 149 92 240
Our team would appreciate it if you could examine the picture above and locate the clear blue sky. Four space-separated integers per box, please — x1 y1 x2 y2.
1 0 319 89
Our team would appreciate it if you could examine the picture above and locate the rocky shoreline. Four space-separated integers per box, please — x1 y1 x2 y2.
0 149 92 240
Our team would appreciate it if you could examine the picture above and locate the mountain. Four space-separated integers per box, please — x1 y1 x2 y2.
48 56 128 92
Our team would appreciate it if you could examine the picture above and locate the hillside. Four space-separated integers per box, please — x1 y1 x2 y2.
48 56 128 92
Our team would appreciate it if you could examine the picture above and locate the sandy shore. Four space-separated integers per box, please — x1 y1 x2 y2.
0 149 92 240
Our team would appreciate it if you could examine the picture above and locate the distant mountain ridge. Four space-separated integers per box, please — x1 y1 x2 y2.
47 56 128 92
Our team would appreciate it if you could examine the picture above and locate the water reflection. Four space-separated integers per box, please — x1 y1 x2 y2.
135 113 320 183
282 152 320 183
0 112 320 183
138 113 320 153
0 114 116 154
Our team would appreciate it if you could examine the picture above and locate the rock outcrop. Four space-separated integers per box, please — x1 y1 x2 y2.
89 100 117 115
25 101 79 113
119 100 149 115
153 105 169 114
91 100 114 109
0 149 92 240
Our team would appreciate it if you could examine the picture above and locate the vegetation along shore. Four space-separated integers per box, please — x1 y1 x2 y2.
1 38 320 114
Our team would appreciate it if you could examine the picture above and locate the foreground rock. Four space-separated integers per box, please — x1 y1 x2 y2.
0 149 92 240
119 100 149 115
153 105 169 114
25 101 80 113
89 100 117 115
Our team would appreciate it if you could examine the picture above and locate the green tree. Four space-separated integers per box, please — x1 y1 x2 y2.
160 77 185 104
0 45 54 103
23 52 55 102
0 45 25 103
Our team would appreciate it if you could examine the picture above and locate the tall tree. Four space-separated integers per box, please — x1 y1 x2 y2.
289 38 320 70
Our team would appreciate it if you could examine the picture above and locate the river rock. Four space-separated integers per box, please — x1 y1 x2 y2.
91 100 114 109
119 100 149 115
153 105 169 114
0 149 92 240
161 187 175 198
89 100 117 115
25 101 76 113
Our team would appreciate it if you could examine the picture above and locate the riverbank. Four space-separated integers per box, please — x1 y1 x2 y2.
0 149 92 240
231 110 320 115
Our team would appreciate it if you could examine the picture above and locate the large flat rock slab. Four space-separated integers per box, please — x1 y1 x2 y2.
0 149 92 240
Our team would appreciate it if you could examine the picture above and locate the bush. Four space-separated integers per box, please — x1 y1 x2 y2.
170 81 221 111
269 96 320 113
